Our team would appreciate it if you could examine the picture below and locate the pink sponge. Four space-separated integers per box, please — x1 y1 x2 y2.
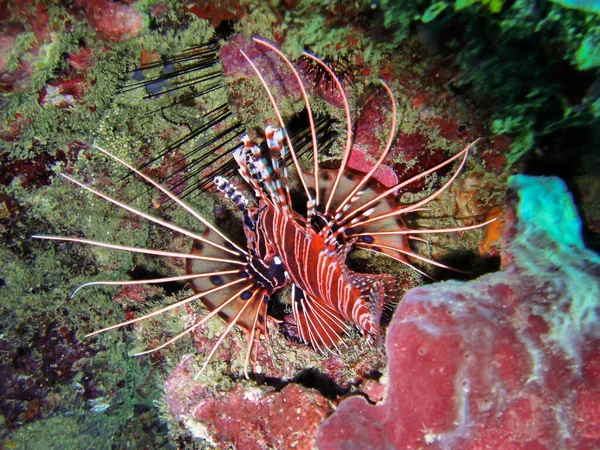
318 175 600 449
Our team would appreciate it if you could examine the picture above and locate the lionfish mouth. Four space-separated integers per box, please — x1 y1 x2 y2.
33 37 494 379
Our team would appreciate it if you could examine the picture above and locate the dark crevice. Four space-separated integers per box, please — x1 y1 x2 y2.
126 266 185 296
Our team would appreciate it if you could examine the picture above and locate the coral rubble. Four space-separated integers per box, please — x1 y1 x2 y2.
317 175 600 449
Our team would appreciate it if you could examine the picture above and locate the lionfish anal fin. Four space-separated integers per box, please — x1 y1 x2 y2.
350 272 397 328
291 286 348 353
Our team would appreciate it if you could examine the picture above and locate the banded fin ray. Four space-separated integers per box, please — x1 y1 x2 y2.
291 285 348 353
187 228 269 335
349 272 397 322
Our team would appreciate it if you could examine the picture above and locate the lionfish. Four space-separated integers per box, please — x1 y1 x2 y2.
34 38 490 378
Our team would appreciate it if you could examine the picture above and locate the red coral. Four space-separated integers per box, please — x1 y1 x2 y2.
38 75 89 109
0 113 32 142
318 176 600 449
165 356 332 449
0 150 67 188
348 88 449 191
68 48 94 72
347 145 398 187
78 0 145 42
184 0 245 28
391 131 448 192
480 134 510 175
220 33 302 117
352 87 395 160
431 116 460 141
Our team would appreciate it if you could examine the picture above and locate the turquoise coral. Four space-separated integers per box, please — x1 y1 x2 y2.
510 175 585 249
548 0 600 13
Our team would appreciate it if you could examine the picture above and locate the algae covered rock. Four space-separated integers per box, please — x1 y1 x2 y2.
317 175 600 449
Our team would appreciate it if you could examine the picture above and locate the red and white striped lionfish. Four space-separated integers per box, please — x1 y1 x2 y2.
35 38 491 378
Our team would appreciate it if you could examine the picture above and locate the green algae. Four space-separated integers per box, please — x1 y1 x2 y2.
3 343 166 450
1 2 222 446
380 0 600 168
4 32 36 73
575 32 600 70
455 0 504 13
0 223 165 447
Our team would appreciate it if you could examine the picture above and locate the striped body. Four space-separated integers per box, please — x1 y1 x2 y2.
258 202 383 343
185 38 477 361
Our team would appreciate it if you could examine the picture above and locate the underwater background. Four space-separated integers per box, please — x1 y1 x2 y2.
1 0 599 448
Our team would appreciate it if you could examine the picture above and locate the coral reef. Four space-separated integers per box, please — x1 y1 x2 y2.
156 285 385 447
0 1 215 446
317 174 600 449
76 0 145 42
1 0 598 448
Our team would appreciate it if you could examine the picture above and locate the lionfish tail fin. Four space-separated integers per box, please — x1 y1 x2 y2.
351 272 397 341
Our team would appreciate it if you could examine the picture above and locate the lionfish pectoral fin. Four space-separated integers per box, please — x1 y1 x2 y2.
304 169 389 240
291 286 347 355
187 228 271 377
352 222 456 279
188 228 271 329
305 169 360 219
339 190 436 276
351 214 412 261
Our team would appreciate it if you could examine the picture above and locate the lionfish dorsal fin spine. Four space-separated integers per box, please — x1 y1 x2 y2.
301 52 353 216
254 38 320 207
264 125 292 210
232 131 293 214
338 141 475 232
239 48 314 208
